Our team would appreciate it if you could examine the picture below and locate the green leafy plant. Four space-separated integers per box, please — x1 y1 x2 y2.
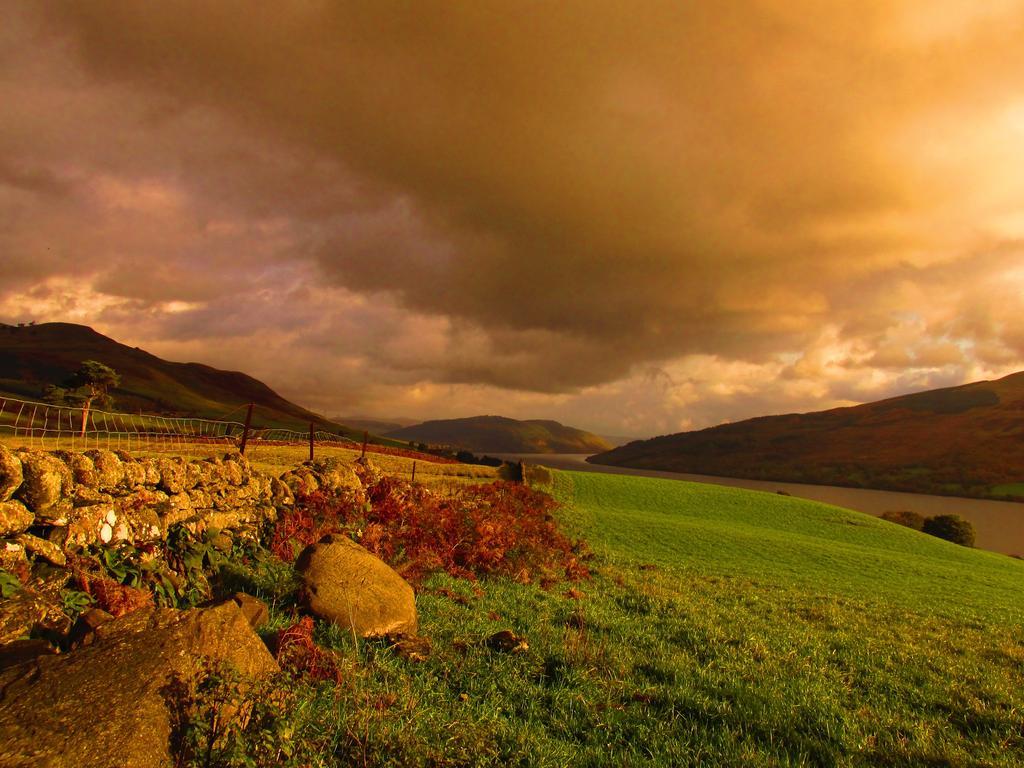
0 569 22 599
59 587 95 619
163 525 231 606
167 661 304 768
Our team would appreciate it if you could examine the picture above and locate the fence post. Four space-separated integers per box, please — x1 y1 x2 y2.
411 461 417 483
309 421 315 462
361 430 368 459
239 403 254 455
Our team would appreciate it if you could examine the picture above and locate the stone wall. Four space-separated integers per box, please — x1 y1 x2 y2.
0 446 305 575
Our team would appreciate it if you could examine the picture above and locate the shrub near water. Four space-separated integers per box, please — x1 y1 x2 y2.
922 513 976 546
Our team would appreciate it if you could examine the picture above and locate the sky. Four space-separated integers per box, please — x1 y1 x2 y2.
3 1 1024 438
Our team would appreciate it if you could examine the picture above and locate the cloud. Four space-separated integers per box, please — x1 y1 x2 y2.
2 1 1024 435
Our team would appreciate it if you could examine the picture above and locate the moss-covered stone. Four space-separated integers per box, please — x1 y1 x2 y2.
0 446 23 503
0 500 33 538
16 451 72 515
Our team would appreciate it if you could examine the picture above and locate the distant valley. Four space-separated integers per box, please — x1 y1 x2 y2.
385 415 612 454
331 416 420 436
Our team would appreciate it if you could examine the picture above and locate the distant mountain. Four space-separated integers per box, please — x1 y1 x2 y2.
332 416 421 435
0 322 355 434
590 372 1024 499
386 415 612 454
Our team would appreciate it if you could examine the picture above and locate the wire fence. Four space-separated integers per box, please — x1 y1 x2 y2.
0 395 359 460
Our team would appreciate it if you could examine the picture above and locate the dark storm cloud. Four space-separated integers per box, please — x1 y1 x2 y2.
4 1 1024 432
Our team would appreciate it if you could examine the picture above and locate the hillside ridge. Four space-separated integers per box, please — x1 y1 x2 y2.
0 321 352 433
590 371 1024 499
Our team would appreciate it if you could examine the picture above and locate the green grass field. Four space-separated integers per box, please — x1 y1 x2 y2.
227 469 1024 767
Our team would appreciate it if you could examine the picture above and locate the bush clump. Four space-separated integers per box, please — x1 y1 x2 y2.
922 514 976 547
272 478 589 587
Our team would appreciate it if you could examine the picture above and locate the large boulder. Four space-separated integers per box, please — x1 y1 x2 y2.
118 457 147 489
185 487 212 513
0 446 23 502
158 491 195 527
353 456 383 486
296 534 417 638
220 457 246 487
0 602 279 768
183 461 205 492
15 452 71 515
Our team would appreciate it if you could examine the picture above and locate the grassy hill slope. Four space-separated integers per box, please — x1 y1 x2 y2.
385 415 612 454
260 469 1024 766
551 471 1022 620
590 371 1024 499
0 322 354 434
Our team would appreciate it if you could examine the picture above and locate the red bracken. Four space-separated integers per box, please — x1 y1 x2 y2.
277 479 589 588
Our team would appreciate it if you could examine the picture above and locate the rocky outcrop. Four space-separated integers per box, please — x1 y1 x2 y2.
0 601 279 768
296 533 417 638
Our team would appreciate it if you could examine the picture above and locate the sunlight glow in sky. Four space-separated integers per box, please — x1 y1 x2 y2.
3 1 1024 436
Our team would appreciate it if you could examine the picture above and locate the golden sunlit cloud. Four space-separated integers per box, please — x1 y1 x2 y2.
2 1 1024 435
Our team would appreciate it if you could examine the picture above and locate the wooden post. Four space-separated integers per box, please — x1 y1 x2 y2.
239 403 254 455
309 421 315 462
411 461 417 483
361 430 368 459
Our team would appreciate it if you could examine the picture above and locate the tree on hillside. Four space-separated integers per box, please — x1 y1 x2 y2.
44 360 121 436
922 514 975 547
